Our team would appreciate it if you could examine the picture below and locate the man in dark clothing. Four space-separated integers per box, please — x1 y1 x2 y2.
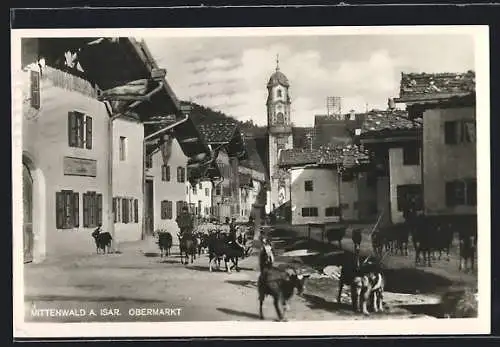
176 206 194 236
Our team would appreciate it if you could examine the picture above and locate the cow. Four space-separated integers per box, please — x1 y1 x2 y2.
91 225 112 254
326 227 347 248
178 232 197 265
156 231 172 258
196 232 209 256
433 221 454 262
458 223 477 272
258 266 310 321
371 231 384 258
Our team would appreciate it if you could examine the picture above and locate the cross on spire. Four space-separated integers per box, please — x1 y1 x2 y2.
276 53 280 71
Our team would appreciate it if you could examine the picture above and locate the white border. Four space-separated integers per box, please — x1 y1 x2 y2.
12 25 490 338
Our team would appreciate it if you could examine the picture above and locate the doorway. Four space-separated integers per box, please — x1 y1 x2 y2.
23 162 34 263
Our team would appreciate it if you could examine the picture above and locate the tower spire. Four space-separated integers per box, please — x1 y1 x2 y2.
276 53 280 71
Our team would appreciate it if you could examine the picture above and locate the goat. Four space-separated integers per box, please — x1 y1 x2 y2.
258 266 310 321
156 231 172 257
91 226 112 254
326 227 346 248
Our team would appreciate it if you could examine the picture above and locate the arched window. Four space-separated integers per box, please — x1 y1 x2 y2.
276 112 284 124
277 89 282 98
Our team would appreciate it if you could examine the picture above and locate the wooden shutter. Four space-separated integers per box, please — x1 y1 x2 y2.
68 112 77 147
63 191 73 228
82 193 88 227
167 201 173 219
129 198 133 222
117 198 121 222
56 192 64 229
166 165 171 181
444 121 457 144
85 116 93 149
112 198 117 223
161 201 166 219
30 70 40 109
73 192 79 228
445 181 457 207
122 198 128 223
134 199 139 223
97 193 103 226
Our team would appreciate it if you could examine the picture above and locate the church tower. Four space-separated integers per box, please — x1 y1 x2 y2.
267 55 293 213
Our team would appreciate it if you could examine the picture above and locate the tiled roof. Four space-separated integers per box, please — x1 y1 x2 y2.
197 119 239 144
239 173 253 187
279 144 370 169
292 127 315 149
312 117 359 148
398 71 475 102
359 109 422 136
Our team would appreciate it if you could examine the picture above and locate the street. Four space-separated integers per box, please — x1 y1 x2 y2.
23 228 477 323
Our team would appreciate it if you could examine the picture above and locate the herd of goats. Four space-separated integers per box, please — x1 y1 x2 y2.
90 215 477 321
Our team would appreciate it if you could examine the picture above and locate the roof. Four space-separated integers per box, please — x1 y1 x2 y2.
292 127 315 149
267 70 290 88
359 109 422 137
278 144 371 169
312 116 359 148
198 119 239 144
396 71 475 103
239 137 267 175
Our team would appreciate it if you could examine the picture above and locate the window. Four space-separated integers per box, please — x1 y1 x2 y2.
56 190 79 229
304 180 313 192
403 145 420 166
325 207 341 217
223 186 232 197
134 199 139 223
161 165 170 181
445 120 476 145
30 70 40 109
82 192 102 227
177 166 186 183
198 201 202 215
215 186 221 196
146 155 153 169
446 179 477 207
302 207 319 217
199 183 203 189
68 111 92 149
161 200 173 220
277 89 282 98
397 184 423 211
112 197 139 224
192 185 197 195
119 136 127 161
341 171 355 182
276 112 284 124
205 207 210 215
205 188 209 197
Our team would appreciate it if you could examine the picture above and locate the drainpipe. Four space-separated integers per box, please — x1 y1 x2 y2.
143 113 189 240
103 101 124 253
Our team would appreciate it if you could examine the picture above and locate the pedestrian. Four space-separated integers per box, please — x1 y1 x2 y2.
176 206 194 237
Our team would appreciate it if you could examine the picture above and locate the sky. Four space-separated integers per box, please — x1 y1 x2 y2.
143 34 475 127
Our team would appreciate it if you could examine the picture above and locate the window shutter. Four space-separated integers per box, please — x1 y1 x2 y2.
161 201 166 219
466 179 477 206
122 198 128 223
445 182 457 207
82 193 88 227
63 191 73 228
73 192 79 227
68 112 77 147
112 198 117 223
444 121 457 145
166 166 171 181
129 198 133 223
30 70 40 109
97 193 103 226
56 192 64 229
167 201 173 219
134 199 139 223
161 165 165 181
85 116 93 149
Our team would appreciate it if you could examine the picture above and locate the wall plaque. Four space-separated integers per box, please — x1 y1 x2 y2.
63 156 97 177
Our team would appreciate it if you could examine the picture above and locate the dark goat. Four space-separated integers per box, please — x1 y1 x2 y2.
178 232 197 265
351 228 362 255
258 266 310 321
157 231 172 257
91 227 112 254
326 227 346 248
207 232 244 272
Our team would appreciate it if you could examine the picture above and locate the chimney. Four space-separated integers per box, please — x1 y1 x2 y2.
349 109 356 121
